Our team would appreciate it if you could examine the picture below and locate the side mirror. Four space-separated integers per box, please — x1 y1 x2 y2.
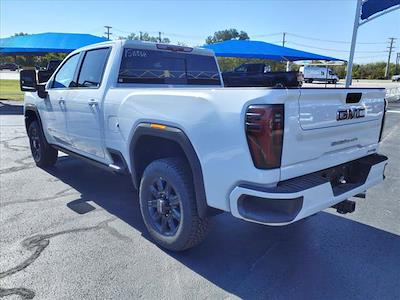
20 69 37 92
37 83 48 99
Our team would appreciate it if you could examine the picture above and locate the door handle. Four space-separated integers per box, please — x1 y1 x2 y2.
58 98 65 105
88 99 98 107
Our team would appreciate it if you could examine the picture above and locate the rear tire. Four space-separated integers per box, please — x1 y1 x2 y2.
28 120 58 167
139 158 210 251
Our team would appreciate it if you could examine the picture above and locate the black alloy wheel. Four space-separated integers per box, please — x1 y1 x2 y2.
147 176 182 236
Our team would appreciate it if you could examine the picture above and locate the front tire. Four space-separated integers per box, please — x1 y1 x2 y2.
139 158 210 251
28 120 58 167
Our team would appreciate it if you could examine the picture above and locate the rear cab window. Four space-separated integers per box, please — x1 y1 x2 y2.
118 48 221 86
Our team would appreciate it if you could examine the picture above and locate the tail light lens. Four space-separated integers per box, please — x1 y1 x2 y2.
245 104 284 169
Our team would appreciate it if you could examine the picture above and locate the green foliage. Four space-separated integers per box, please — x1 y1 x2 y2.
0 53 67 68
206 28 249 44
0 80 23 101
125 32 170 44
13 32 28 36
330 62 397 79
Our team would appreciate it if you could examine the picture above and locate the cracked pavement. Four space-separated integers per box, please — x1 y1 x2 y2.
0 101 399 299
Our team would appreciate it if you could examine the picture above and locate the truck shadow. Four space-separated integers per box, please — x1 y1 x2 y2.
0 101 23 115
45 156 400 300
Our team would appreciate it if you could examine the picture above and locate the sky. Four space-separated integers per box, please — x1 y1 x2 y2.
1 0 399 63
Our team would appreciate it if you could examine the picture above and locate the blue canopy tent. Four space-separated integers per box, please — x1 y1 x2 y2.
203 40 344 62
0 32 108 54
346 0 400 86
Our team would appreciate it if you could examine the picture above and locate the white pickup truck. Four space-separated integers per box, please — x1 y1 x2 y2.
20 40 388 251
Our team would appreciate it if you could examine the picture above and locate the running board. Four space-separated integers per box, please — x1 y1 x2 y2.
51 145 128 175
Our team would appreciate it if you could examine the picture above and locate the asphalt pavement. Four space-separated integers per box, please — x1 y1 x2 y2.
0 101 399 299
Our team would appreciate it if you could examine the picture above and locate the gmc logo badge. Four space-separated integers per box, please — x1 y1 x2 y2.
337 108 365 121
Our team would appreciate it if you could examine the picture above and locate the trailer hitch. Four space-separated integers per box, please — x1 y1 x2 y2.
332 200 356 214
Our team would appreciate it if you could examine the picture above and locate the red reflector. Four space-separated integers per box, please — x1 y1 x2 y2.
245 104 284 169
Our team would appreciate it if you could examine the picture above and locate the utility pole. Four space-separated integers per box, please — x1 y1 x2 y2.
158 32 162 43
282 32 286 47
385 38 396 78
395 52 400 75
104 26 112 40
282 32 290 71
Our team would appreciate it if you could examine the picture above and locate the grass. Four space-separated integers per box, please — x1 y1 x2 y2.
0 80 24 101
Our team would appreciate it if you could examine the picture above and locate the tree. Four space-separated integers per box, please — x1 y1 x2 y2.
13 32 28 36
125 32 170 43
205 28 249 44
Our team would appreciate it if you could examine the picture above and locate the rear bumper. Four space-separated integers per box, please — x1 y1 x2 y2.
229 154 388 225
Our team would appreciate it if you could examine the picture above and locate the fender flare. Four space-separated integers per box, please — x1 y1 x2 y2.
129 123 209 218
24 104 43 132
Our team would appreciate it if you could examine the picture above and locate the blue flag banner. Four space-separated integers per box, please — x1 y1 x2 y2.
361 0 400 20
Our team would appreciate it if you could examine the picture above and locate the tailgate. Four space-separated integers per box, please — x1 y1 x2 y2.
280 88 385 180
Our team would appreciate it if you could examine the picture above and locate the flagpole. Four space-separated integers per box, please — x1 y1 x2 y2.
345 0 363 87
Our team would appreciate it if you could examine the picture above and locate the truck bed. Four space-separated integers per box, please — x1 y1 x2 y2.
222 71 300 87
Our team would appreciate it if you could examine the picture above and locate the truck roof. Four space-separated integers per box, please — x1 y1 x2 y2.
69 39 214 57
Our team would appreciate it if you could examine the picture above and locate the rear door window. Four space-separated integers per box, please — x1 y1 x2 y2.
118 48 221 85
77 48 110 88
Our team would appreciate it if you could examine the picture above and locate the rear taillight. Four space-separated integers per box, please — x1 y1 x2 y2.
245 104 284 169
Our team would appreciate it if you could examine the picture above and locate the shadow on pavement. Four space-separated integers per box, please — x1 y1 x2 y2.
0 101 23 115
45 156 400 300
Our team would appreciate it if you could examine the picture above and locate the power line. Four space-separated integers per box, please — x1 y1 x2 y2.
252 32 283 38
286 33 389 45
354 54 388 59
286 41 388 53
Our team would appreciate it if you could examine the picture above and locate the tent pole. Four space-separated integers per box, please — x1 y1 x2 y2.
345 0 362 88
286 61 291 71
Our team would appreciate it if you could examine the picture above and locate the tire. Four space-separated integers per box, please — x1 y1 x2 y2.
28 120 58 167
139 158 210 251
332 79 337 84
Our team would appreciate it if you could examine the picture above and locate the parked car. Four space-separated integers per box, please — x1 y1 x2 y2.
20 40 388 251
46 59 62 72
299 65 339 84
0 63 19 71
36 60 63 83
222 63 301 87
392 74 400 82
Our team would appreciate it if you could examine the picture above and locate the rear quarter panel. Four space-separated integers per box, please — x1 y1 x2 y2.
104 87 297 211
